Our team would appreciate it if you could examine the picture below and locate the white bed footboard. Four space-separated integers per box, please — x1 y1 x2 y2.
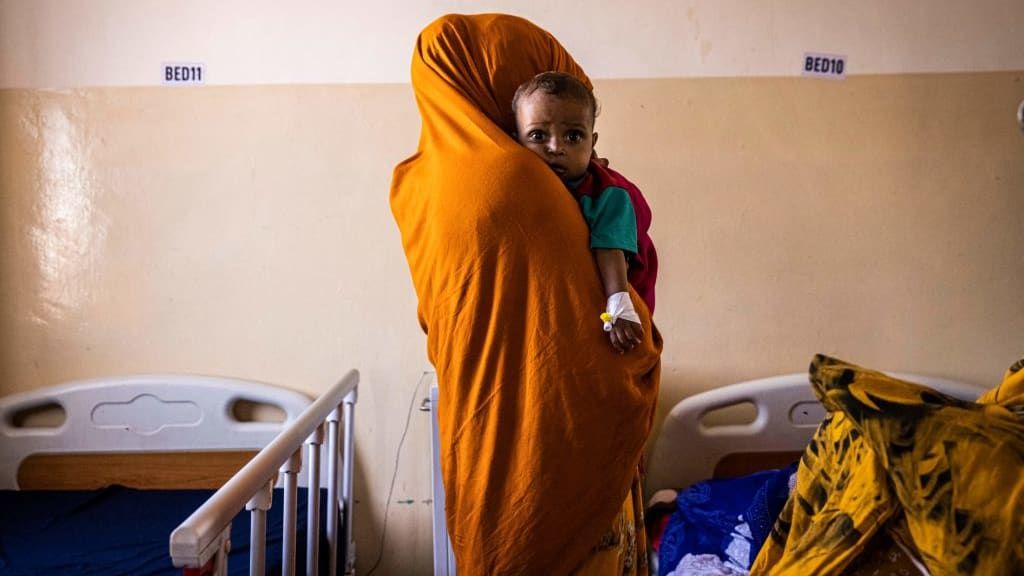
170 370 359 576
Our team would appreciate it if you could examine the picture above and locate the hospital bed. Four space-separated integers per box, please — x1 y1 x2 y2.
424 369 983 575
645 370 983 575
645 371 982 498
0 370 358 575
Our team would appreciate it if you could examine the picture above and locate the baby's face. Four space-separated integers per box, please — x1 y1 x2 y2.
514 91 596 183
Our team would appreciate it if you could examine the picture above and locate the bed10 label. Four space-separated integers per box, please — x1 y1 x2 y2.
163 63 205 85
802 53 846 80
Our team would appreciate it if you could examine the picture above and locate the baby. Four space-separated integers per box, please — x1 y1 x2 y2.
513 72 658 352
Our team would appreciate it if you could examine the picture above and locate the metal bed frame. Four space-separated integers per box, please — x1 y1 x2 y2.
170 370 359 575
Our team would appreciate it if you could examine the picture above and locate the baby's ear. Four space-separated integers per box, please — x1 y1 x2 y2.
592 132 599 147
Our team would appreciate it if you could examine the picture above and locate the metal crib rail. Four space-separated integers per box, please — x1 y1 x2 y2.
170 370 359 576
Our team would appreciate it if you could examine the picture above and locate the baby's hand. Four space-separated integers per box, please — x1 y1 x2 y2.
609 319 644 353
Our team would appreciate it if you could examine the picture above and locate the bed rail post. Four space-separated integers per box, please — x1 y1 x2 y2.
246 479 274 576
342 386 358 574
326 406 342 576
305 424 324 576
281 449 302 576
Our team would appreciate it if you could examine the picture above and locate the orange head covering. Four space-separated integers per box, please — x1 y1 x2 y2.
391 14 661 575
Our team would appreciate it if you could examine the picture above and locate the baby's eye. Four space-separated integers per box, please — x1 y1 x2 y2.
566 131 584 143
527 130 546 141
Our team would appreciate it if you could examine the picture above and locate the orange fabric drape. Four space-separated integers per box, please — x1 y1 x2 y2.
390 13 661 575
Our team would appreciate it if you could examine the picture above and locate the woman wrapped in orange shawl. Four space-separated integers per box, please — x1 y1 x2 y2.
390 13 661 576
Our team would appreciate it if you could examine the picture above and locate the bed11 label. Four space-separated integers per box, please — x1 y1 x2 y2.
802 53 846 80
163 63 205 85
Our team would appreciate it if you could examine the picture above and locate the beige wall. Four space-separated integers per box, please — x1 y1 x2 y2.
3 70 1023 575
2 2 1024 575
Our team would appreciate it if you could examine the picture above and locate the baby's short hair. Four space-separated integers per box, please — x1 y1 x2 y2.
512 71 599 123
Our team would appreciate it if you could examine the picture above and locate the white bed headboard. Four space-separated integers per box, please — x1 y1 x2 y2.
0 374 312 489
645 371 984 495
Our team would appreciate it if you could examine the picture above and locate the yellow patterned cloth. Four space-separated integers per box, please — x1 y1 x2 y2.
751 354 1024 575
572 467 649 576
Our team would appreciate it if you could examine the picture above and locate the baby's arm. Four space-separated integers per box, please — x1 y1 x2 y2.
594 249 643 352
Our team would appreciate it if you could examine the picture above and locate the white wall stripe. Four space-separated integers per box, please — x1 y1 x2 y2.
1 0 1022 89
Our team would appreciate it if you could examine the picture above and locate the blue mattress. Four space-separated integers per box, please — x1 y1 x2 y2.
0 486 336 576
658 463 797 576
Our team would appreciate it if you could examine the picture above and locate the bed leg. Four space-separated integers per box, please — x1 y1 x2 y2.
281 449 302 576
